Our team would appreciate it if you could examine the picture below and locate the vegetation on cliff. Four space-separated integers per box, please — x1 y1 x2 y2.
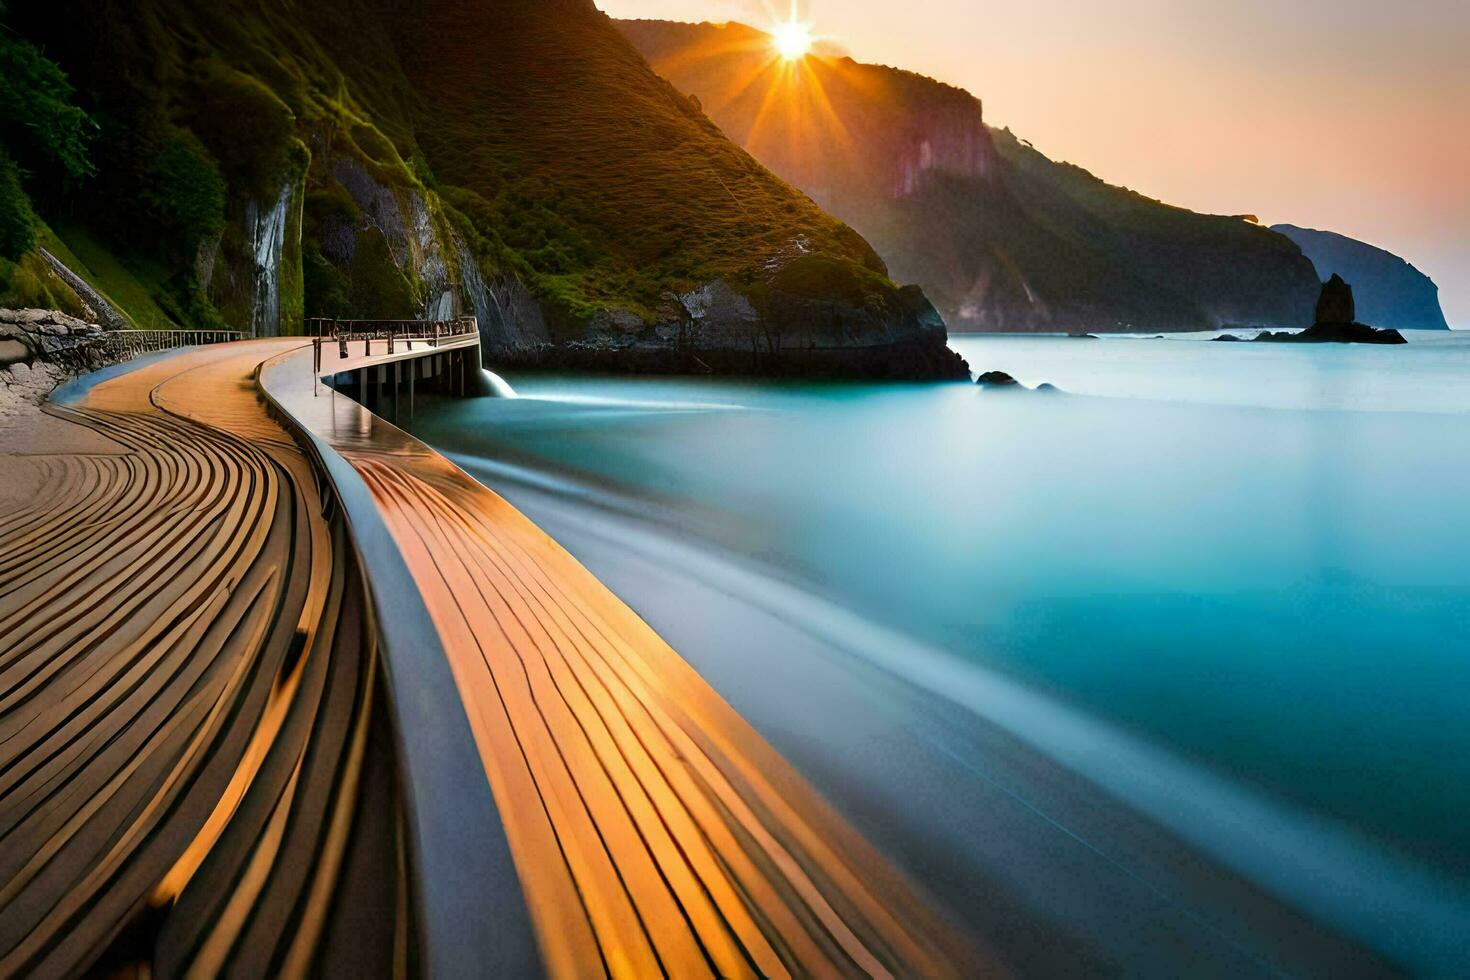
619 18 1323 333
0 0 99 312
0 0 955 378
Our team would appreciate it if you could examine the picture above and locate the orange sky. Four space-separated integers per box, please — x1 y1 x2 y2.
600 0 1470 326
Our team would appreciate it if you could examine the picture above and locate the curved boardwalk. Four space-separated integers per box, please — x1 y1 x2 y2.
265 347 983 979
0 339 983 977
0 343 403 977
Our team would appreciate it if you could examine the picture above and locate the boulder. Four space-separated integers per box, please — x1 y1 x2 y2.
976 370 1020 387
0 338 31 365
1315 273 1356 325
0 360 62 419
0 309 48 326
976 371 1063 392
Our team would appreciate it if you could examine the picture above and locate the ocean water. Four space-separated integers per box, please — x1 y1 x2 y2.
407 332 1470 974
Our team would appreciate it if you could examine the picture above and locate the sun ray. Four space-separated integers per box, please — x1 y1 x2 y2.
632 6 868 200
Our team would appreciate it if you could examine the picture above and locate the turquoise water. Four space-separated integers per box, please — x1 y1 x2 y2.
408 333 1470 973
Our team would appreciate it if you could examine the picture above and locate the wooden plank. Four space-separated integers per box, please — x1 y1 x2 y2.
0 342 406 977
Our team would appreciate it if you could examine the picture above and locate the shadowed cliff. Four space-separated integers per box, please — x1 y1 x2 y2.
1272 224 1449 331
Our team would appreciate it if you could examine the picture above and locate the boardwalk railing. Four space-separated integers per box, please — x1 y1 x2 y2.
102 329 248 359
308 316 480 376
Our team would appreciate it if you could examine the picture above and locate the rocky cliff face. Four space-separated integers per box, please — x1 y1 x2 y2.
891 104 996 199
616 20 997 211
618 19 1322 334
6 0 963 379
1272 224 1449 331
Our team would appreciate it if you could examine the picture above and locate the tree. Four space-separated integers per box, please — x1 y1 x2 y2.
138 125 227 252
0 3 96 179
0 149 36 259
0 2 96 259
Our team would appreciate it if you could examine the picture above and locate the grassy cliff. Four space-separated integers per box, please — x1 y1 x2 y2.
619 18 1321 332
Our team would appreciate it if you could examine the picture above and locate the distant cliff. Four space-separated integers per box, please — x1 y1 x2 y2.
0 0 964 379
619 19 1321 333
1270 225 1449 331
617 20 997 210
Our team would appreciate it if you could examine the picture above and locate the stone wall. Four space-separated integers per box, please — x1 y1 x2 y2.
0 308 110 420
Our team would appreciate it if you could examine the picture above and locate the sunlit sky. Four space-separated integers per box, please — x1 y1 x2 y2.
600 0 1470 326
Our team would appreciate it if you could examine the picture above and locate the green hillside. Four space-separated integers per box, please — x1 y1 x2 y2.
0 0 960 376
399 0 885 324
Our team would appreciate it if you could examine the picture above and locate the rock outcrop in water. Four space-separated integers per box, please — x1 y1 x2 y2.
975 370 1061 391
1272 224 1449 331
976 370 1020 387
498 268 968 379
1315 273 1355 325
1252 276 1408 345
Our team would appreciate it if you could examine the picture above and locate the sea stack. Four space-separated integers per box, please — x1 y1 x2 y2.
1315 273 1356 325
1252 275 1407 345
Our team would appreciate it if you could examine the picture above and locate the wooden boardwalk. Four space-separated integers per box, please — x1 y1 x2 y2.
0 339 984 977
0 343 404 977
264 347 984 979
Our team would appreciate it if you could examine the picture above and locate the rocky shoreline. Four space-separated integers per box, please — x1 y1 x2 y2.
0 308 114 422
486 272 971 381
494 335 970 381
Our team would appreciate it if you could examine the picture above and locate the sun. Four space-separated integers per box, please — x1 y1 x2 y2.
772 18 814 61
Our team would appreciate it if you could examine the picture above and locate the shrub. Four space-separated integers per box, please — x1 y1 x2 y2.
187 61 296 198
0 150 36 260
768 253 892 305
138 126 227 254
0 250 88 315
348 229 416 318
303 240 350 317
0 2 96 180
